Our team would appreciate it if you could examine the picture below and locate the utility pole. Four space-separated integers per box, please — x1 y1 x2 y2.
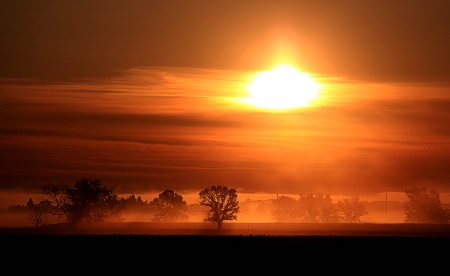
385 193 388 220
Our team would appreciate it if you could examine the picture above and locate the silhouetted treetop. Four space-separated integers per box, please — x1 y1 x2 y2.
41 178 123 229
149 189 189 222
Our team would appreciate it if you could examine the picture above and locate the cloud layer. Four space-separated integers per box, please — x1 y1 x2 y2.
1 67 450 202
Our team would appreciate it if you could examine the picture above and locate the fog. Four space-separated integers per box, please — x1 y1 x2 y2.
0 191 411 228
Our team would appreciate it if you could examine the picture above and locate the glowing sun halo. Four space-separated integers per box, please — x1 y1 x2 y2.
242 65 321 110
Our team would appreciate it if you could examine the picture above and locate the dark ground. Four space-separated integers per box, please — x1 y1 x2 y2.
2 233 448 270
2 223 449 259
2 221 450 236
2 236 448 273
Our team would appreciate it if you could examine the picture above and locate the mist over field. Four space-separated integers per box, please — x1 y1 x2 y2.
0 191 410 228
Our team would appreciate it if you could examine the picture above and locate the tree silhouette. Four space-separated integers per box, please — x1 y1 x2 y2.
312 193 340 223
119 194 151 216
272 193 340 223
121 194 149 209
41 178 123 229
298 193 321 222
271 195 299 222
198 185 239 229
149 189 189 222
404 186 450 223
337 196 367 223
26 198 52 228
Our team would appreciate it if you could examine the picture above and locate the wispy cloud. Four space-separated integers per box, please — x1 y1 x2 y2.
1 67 450 203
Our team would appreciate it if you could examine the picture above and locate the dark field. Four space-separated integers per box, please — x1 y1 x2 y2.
2 222 449 253
2 224 449 268
2 221 450 236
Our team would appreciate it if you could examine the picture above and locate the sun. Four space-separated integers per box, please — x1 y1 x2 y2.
241 65 321 110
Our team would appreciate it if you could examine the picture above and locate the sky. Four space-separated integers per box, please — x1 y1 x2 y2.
1 0 450 208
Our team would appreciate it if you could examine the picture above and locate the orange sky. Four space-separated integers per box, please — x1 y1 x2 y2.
1 1 450 208
1 67 450 208
1 1 450 81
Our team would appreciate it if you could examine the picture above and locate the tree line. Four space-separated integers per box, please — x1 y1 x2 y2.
18 178 450 229
24 178 240 230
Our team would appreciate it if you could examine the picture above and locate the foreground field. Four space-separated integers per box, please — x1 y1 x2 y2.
2 223 449 265
2 222 450 237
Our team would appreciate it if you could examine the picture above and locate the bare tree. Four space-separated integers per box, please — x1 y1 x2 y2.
198 185 239 229
149 189 189 222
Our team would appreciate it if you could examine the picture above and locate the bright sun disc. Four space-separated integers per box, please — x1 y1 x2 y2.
242 65 321 110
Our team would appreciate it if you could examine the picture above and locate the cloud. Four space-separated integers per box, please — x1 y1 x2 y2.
1 67 450 208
